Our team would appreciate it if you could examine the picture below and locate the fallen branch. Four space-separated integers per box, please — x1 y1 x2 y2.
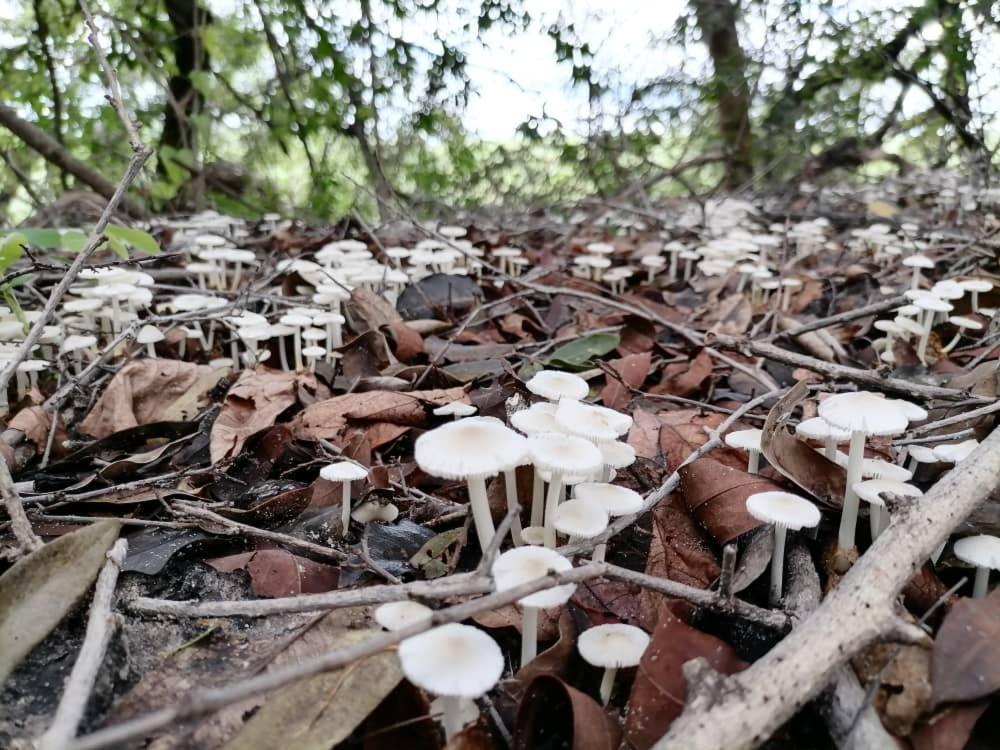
652 424 1000 750
0 448 41 552
773 296 907 340
708 335 979 401
36 538 128 750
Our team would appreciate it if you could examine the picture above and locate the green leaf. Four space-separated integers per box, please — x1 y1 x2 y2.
0 520 121 685
106 235 128 259
17 228 62 248
60 229 88 253
546 332 620 371
105 225 160 255
0 234 26 274
2 285 27 331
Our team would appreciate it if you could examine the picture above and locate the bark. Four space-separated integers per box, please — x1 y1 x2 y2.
0 104 145 216
160 0 210 169
692 0 753 189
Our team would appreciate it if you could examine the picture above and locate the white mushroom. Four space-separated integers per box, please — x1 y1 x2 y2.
573 482 643 562
724 428 763 473
527 433 603 548
433 401 477 420
510 402 562 527
953 535 1000 598
745 490 821 603
374 601 432 631
577 624 650 704
852 479 921 539
525 370 589 402
397 624 503 739
795 417 851 461
136 325 164 358
942 316 983 353
319 462 369 537
553 497 609 546
933 439 980 464
555 398 633 443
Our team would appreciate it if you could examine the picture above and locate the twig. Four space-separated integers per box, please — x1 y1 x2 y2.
36 539 128 750
717 544 737 606
708 335 981 402
652 424 1000 750
906 399 1000 437
0 450 41 551
772 296 907 341
894 429 975 446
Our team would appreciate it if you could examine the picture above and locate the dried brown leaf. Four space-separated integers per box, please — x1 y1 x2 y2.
515 675 621 750
911 702 990 750
932 589 1000 706
679 458 776 544
706 294 753 336
652 349 713 398
627 409 662 461
601 352 652 410
206 549 339 598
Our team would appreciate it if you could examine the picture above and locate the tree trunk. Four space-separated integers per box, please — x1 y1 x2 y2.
692 0 753 189
160 0 210 174
0 104 145 216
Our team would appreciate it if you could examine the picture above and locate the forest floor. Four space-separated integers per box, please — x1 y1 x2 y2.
2 185 1000 750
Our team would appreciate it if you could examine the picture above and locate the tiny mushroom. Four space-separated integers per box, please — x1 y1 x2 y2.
933 439 979 464
136 325 164 358
795 417 851 461
597 440 636 482
352 500 399 524
527 433 604 548
553 497 609 548
852 479 921 539
397 624 504 739
510 401 562 527
577 624 650 705
492 546 576 665
902 254 934 289
573 482 643 561
415 417 527 552
953 535 1000 598
745 490 821 604
434 401 477 420
724 428 764 473
525 369 589 402
942 316 982 353
374 600 432 631
555 398 633 443
319 461 369 537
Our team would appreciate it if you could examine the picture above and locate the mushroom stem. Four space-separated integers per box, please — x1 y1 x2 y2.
146 341 156 358
439 695 465 740
942 332 962 353
973 566 989 598
770 524 787 605
599 667 618 705
530 468 544 527
747 451 760 474
340 481 351 538
823 438 837 461
910 266 921 290
917 309 933 364
465 476 496 552
521 606 539 665
543 472 564 548
293 332 303 370
278 335 290 370
869 505 882 540
668 252 678 282
503 469 524 546
838 430 866 551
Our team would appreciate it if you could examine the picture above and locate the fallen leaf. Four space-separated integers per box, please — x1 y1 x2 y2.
396 273 484 320
855 642 932 735
678 458 775 544
601 352 651 410
932 589 1000 706
640 496 720 629
546 332 620 371
290 386 467 443
445 725 495 750
760 380 846 508
657 409 745 471
206 549 339 597
0 520 120 684
911 702 991 750
80 359 221 438
515 675 621 750
410 527 466 579
123 526 211 575
572 580 643 626
627 409 662 461
624 611 747 748
8 406 64 450
706 294 752 336
731 526 773 593
651 349 713 398
211 368 326 463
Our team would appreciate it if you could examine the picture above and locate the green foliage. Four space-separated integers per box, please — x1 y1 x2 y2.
546 333 621 371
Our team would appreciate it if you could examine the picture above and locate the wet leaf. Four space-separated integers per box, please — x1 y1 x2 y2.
515 675 621 750
206 549 339 598
0 520 120 684
546 332 620 371
123 526 211 574
339 520 435 586
932 589 1000 706
624 611 747 748
80 359 221 439
678 458 775 544
397 273 484 320
350 288 424 362
731 526 773 593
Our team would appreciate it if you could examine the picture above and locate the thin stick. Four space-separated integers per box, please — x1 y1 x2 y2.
37 539 128 750
907 399 1000 437
772 296 907 340
0 449 41 551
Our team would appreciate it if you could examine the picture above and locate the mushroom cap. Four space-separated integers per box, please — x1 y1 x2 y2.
527 433 603 477
238 324 273 342
598 441 636 469
374 601 432 631
553 497 609 539
279 312 313 328
724 428 763 452
416 417 527 480
911 294 953 314
795 417 851 443
947 316 983 331
931 280 965 300
954 535 1000 570
520 526 546 545
525 370 589 401
574 482 643 516
491 546 576 608
319 461 368 482
586 242 615 255
302 345 327 358
352 501 399 523
641 255 666 268
892 316 926 336
60 334 98 353
902 254 934 269
555 399 633 442
62 298 103 313
136 325 165 344
433 401 477 418
398 623 504 698
510 402 562 435
817 391 914 436
959 278 993 293
852 479 922 507
745 491 821 531
17 359 49 373
860 458 913 481
933 439 979 464
577 624 650 669
907 445 939 464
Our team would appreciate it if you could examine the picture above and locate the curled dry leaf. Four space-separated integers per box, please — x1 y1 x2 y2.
0 520 121 684
624 610 747 749
290 386 467 443
678 458 776 544
515 675 621 750
80 359 221 438
600 352 652 411
931 589 1000 707
8 405 64 450
206 549 339 598
210 368 328 463
760 379 846 508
